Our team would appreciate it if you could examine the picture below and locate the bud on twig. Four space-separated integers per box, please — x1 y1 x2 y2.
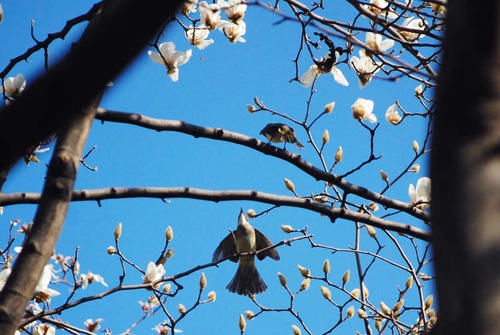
239 314 246 333
114 223 122 240
300 278 310 291
246 104 257 113
323 259 330 275
324 101 335 114
342 270 350 286
335 146 343 163
350 288 360 299
380 301 391 315
178 304 186 314
393 299 404 313
107 246 116 255
200 272 207 291
365 225 377 239
166 226 174 242
280 225 294 233
284 178 296 193
322 129 330 144
346 306 355 318
292 325 301 335
247 209 257 218
297 265 310 278
425 295 434 309
405 276 414 290
207 290 216 302
412 140 420 154
245 310 254 320
375 319 382 331
358 309 367 318
320 286 332 300
380 170 389 182
278 272 287 287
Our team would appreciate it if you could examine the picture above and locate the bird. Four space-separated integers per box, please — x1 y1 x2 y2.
260 123 304 149
212 209 280 295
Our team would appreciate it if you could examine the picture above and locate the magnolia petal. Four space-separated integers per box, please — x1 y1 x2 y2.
331 67 349 86
300 65 319 87
148 51 165 65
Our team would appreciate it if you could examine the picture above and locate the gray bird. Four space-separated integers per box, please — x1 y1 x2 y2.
260 123 304 149
213 210 280 295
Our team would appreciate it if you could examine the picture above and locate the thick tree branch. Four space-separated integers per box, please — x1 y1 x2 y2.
0 187 430 241
95 108 431 222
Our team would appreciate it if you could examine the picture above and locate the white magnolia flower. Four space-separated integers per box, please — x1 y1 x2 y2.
84 318 104 332
1 74 26 97
148 42 192 82
218 0 247 24
350 52 380 88
351 98 377 123
363 0 398 19
153 324 184 334
143 261 166 287
185 26 214 49
199 1 222 30
399 17 427 41
385 104 402 124
365 32 394 53
219 20 246 43
0 267 11 291
77 271 108 289
182 0 198 15
409 177 431 208
35 264 60 299
301 52 349 88
33 324 55 335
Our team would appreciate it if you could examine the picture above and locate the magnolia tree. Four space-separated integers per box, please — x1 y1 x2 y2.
0 0 451 334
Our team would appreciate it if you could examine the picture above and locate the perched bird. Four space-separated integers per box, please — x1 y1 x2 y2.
213 209 280 295
260 123 304 149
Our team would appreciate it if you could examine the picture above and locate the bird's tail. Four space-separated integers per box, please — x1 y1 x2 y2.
294 139 304 149
227 262 267 295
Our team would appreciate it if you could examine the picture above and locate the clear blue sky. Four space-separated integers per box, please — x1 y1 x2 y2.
0 1 434 334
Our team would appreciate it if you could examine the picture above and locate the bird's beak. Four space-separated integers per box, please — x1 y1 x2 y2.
238 209 248 226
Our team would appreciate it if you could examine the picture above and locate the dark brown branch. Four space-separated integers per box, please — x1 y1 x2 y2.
0 187 430 241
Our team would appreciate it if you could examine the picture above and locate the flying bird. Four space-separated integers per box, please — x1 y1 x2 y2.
260 123 304 149
213 210 280 295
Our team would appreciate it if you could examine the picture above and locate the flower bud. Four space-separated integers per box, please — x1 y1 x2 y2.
324 101 335 114
207 290 216 302
368 202 379 211
178 304 186 314
426 308 435 318
412 140 420 154
365 225 377 238
300 278 310 291
246 104 257 113
405 276 414 289
247 209 257 218
415 84 423 97
292 325 301 335
165 226 174 242
362 283 369 299
254 96 263 108
380 301 391 315
342 270 350 286
114 223 122 240
357 309 367 318
278 272 287 287
380 170 389 182
239 314 246 333
163 283 171 293
280 225 294 233
284 178 295 192
107 246 116 255
410 164 421 173
335 146 343 163
350 288 360 299
375 319 382 331
320 286 331 300
199 272 207 291
245 310 254 320
297 265 310 278
166 249 174 258
393 299 404 313
313 195 328 203
425 295 434 309
346 306 355 318
323 259 330 275
322 129 330 144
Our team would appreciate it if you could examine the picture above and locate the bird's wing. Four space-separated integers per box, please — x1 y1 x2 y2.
212 232 238 263
255 229 280 261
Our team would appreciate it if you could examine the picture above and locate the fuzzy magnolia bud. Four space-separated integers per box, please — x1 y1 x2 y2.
207 290 216 302
292 325 301 335
107 246 116 255
278 272 287 287
393 299 404 313
247 104 257 113
254 96 263 108
200 272 207 291
375 319 382 331
335 146 343 163
163 283 171 293
365 225 377 238
166 249 174 258
405 276 414 290
426 308 435 318
415 85 423 97
342 270 350 286
324 101 335 114
350 288 361 299
368 202 379 211
239 314 246 333
380 170 389 182
425 295 434 309
412 140 420 154
322 129 330 144
300 278 310 291
298 265 310 278
165 226 173 242
178 304 186 314
114 223 122 240
323 259 330 275
410 164 421 173
245 310 254 320
362 283 369 299
247 209 257 218
380 301 391 315
284 178 296 192
357 309 367 318
281 225 294 233
320 286 332 300
346 306 355 318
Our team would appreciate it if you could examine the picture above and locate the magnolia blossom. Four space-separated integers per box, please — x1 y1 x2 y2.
185 26 214 49
33 324 55 335
301 52 349 88
399 17 427 41
1 74 26 97
78 271 108 289
84 318 104 332
409 177 431 209
143 261 166 287
385 104 402 124
350 52 380 88
363 0 397 19
351 98 377 123
35 264 60 299
148 42 192 82
0 267 11 291
182 0 198 15
153 324 184 334
199 1 222 30
219 20 246 43
219 0 247 24
365 32 394 53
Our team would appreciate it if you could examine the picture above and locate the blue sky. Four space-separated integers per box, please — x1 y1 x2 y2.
0 1 434 334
